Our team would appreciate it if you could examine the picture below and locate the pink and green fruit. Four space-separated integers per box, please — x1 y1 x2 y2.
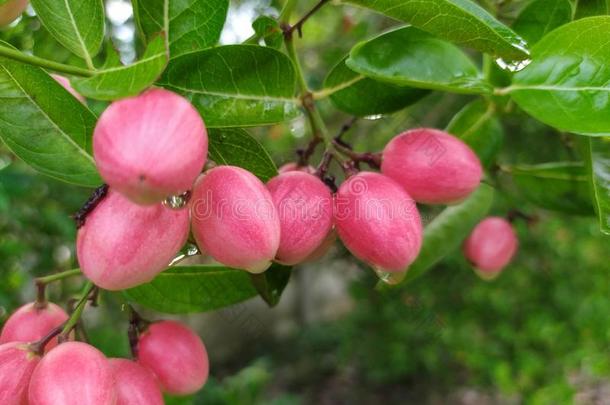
267 171 334 265
463 216 519 279
334 172 423 274
93 88 207 205
77 189 190 290
137 320 209 396
191 165 280 273
381 128 482 205
110 358 164 405
28 342 116 405
0 342 40 405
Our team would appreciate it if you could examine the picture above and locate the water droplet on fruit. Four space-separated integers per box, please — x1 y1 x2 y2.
163 191 191 210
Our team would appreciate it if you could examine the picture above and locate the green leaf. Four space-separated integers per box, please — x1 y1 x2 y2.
249 264 292 307
252 16 283 49
510 17 610 136
323 56 428 116
575 0 609 19
446 99 504 167
347 27 490 94
512 0 573 45
30 0 104 65
397 183 494 285
208 128 278 182
72 36 169 100
132 0 228 57
124 265 258 314
159 45 300 128
585 138 610 234
509 162 594 215
0 47 101 187
343 0 528 60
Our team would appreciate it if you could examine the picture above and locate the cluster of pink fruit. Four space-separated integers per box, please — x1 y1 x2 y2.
73 87 517 291
0 299 208 404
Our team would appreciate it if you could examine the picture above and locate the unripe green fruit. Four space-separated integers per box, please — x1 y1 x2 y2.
0 0 28 26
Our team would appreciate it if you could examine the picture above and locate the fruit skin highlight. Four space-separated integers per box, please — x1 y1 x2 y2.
0 0 28 27
110 358 164 405
138 320 209 396
0 302 68 350
381 128 482 205
278 162 316 174
77 189 190 290
191 165 280 273
463 216 518 279
0 342 40 405
28 342 116 405
93 88 207 205
267 171 334 265
334 172 423 273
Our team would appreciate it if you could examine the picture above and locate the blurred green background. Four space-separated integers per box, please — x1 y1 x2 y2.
1 0 609 404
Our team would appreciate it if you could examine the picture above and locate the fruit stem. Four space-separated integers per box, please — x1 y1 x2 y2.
283 0 331 38
0 45 95 77
28 325 64 356
73 184 109 228
34 269 82 309
59 282 95 342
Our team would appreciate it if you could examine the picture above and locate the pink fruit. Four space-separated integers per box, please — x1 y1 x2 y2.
278 162 316 174
51 74 85 103
0 0 28 26
334 172 422 273
110 358 163 405
267 171 333 265
138 320 209 396
381 128 482 204
0 302 68 351
0 342 39 405
303 228 336 263
191 166 280 273
28 342 116 405
93 88 207 205
77 189 189 290
463 216 518 279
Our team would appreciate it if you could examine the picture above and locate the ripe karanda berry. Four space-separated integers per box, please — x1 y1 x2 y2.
334 172 423 279
191 165 280 273
77 189 190 290
0 302 68 351
0 342 40 405
463 216 519 279
267 171 334 265
0 0 28 26
110 358 164 405
28 342 116 405
138 320 209 396
381 128 483 204
278 162 316 174
93 88 207 205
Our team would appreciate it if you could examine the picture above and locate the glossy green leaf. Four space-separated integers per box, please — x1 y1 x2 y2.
252 16 283 49
446 99 504 167
396 183 494 286
124 265 258 314
0 48 101 186
159 45 300 127
585 138 610 234
72 36 168 100
249 264 292 307
344 0 528 60
510 17 610 135
30 0 104 64
512 0 573 45
132 0 228 57
510 162 594 215
208 128 278 182
323 57 428 116
574 0 609 19
347 27 490 94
